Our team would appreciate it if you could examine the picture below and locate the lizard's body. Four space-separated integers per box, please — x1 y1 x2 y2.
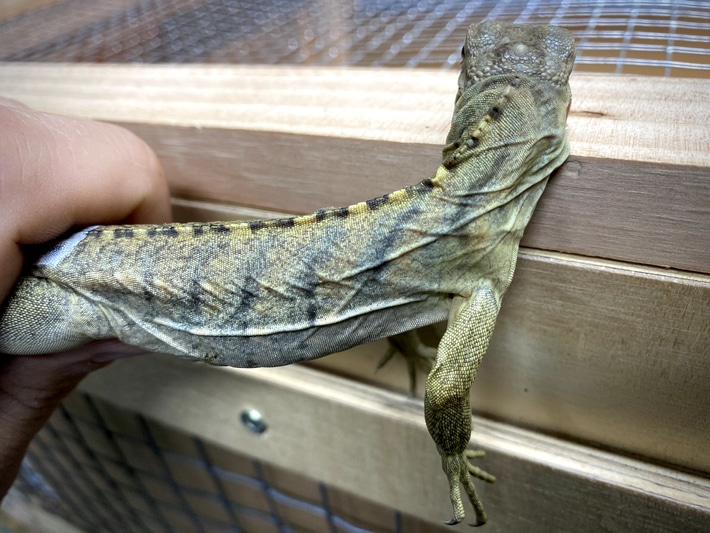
0 22 574 525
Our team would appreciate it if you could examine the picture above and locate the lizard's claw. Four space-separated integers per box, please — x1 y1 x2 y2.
441 450 495 526
378 330 437 395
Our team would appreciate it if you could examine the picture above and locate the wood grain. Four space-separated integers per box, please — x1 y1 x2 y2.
479 250 710 473
0 63 707 166
523 157 710 272
79 356 710 532
311 252 710 475
169 202 710 474
149 125 707 274
1 63 707 272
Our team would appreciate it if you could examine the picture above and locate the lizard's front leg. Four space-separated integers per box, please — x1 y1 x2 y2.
425 286 499 526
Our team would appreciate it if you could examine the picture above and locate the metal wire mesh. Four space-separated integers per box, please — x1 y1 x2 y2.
0 0 708 76
13 391 416 532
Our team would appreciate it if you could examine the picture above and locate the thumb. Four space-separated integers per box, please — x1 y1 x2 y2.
0 341 142 497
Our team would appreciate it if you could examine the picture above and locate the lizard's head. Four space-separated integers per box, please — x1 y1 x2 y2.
457 22 575 100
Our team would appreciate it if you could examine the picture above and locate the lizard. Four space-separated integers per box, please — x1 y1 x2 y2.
0 22 575 525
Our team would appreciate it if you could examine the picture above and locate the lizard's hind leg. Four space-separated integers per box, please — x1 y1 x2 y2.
0 276 105 354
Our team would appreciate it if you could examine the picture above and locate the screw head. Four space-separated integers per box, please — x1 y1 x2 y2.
240 409 267 434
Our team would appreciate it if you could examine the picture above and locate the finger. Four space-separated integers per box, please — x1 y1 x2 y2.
0 104 172 301
0 341 143 403
1 105 172 245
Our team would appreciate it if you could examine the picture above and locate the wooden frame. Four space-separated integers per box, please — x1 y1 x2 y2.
82 355 710 530
1 63 707 272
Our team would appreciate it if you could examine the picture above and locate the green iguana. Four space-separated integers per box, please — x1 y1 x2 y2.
0 22 574 525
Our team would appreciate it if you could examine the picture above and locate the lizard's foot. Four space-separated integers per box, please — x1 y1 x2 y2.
441 450 495 526
377 330 437 395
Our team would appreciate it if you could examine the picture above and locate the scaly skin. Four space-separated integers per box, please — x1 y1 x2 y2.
0 22 574 525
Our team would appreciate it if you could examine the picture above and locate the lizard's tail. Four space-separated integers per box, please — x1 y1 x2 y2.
0 276 104 355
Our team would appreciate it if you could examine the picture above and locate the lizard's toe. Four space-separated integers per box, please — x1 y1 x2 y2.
381 330 437 394
440 450 491 526
465 450 496 483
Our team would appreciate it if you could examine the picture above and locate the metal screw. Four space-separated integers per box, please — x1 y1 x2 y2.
240 409 267 434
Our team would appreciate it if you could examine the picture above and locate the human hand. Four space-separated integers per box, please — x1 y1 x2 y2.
0 97 171 497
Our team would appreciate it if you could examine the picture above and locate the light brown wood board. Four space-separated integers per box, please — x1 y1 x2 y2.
143 126 708 273
1 64 706 166
80 355 710 532
0 63 707 273
173 199 710 475
309 250 710 474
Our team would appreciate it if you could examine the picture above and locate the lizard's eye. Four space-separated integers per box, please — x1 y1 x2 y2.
461 45 466 58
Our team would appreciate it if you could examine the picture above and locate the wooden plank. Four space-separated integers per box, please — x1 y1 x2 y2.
569 75 710 165
171 200 710 473
147 127 442 216
309 251 710 474
124 199 710 476
79 355 710 532
0 63 707 166
150 125 707 273
481 251 710 472
1 63 705 273
172 197 293 223
522 157 709 272
0 64 456 144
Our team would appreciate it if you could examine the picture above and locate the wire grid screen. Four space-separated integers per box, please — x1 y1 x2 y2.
12 390 441 533
2 0 708 531
0 0 708 77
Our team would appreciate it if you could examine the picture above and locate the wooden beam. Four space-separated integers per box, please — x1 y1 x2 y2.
309 250 710 475
1 63 706 273
170 200 710 475
0 63 707 165
146 125 707 274
79 355 710 530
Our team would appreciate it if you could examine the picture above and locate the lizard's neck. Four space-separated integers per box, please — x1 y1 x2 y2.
430 74 570 216
384 74 570 256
